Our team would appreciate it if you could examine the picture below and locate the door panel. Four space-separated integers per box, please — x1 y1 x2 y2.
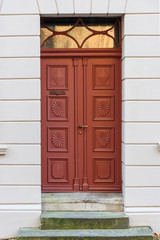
85 58 121 191
41 58 75 191
41 56 121 192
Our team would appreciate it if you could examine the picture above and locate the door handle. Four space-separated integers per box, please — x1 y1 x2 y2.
78 124 88 128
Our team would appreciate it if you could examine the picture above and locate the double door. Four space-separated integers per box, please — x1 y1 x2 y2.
41 56 121 192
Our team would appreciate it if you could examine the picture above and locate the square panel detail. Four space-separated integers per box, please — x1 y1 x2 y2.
48 158 68 183
93 96 114 121
93 158 115 183
93 127 114 152
47 65 68 90
93 65 115 90
48 127 68 152
47 96 68 121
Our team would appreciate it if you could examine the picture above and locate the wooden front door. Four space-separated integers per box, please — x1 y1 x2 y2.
41 54 121 192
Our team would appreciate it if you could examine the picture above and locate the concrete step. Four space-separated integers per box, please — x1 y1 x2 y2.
41 212 129 230
18 227 153 240
42 193 123 212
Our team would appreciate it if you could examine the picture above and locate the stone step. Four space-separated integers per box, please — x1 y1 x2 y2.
18 227 153 240
41 212 129 230
42 193 123 212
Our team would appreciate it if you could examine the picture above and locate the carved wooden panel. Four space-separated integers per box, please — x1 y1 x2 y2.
47 65 68 90
42 56 121 192
48 96 68 121
93 65 115 90
93 127 114 152
93 158 115 183
48 158 68 183
93 96 114 121
48 127 68 152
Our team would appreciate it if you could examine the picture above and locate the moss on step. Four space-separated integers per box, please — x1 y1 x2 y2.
41 212 129 230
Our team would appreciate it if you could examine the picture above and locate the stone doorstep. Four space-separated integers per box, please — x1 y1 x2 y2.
42 193 124 212
18 227 153 240
41 212 129 230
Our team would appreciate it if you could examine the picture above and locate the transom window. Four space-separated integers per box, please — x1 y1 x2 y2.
41 17 121 49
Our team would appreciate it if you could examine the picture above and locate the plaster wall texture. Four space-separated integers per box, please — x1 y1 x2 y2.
0 0 160 238
122 0 160 233
0 1 41 238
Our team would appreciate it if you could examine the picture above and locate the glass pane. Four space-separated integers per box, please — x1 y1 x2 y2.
41 17 120 48
40 28 53 46
68 26 92 47
42 35 78 48
42 17 79 32
82 34 116 48
83 18 117 32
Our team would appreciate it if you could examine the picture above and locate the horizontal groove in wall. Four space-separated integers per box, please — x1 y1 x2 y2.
0 203 41 211
0 13 40 16
0 57 40 59
122 56 160 60
0 121 41 123
121 142 159 146
122 57 160 60
0 78 40 80
122 121 160 123
0 209 41 212
0 56 40 59
122 35 160 40
0 184 41 186
0 143 40 145
124 165 160 168
122 122 160 124
122 34 160 38
124 186 160 189
0 207 41 212
122 143 159 146
126 206 160 208
0 203 41 205
0 99 40 101
124 12 160 15
122 78 160 81
0 35 40 37
0 143 41 145
122 164 160 167
122 100 160 102
125 210 160 213
125 209 160 212
0 210 41 212
0 79 40 80
0 164 41 166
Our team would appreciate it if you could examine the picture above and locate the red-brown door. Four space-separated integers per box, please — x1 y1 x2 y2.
41 55 121 192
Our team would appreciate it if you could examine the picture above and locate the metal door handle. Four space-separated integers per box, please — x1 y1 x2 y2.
78 124 88 128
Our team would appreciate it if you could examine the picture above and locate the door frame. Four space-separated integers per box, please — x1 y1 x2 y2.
41 48 121 57
41 48 122 192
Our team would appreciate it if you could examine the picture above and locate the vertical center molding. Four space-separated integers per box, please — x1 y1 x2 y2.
73 58 80 191
82 58 88 191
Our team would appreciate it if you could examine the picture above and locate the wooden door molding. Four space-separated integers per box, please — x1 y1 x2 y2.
82 58 89 191
41 49 121 58
41 50 122 192
73 58 80 191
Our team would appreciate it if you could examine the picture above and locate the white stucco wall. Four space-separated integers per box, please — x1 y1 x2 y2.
0 0 41 238
0 0 160 238
122 0 160 232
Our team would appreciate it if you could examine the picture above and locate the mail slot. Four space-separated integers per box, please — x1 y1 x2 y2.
50 91 66 95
